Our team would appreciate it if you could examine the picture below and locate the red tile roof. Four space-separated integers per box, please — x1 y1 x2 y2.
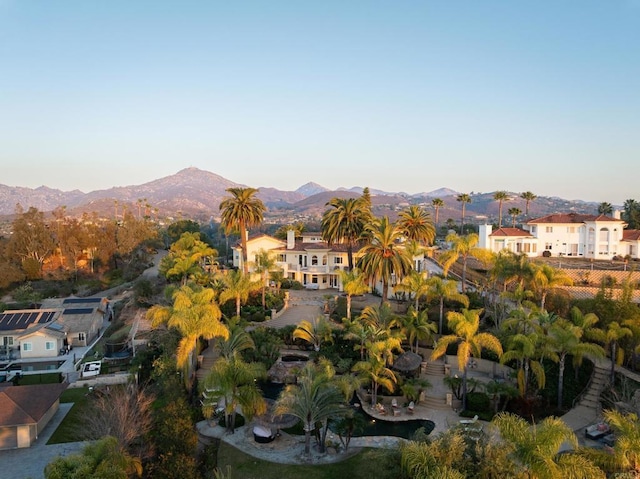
527 213 622 224
489 228 534 237
0 383 67 427
623 230 640 241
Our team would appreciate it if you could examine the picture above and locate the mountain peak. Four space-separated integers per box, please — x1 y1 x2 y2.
296 182 329 197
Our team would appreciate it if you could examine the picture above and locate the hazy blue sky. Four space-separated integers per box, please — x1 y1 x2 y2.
1 1 638 204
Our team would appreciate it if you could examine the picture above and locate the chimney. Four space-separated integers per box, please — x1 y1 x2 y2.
287 229 295 250
614 210 621 220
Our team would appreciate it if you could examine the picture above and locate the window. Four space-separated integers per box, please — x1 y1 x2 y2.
322 256 327 266
22 342 32 351
3 337 13 346
78 333 85 341
311 255 318 266
334 257 343 264
45 341 55 351
277 254 286 262
545 243 553 250
567 227 575 233
545 226 553 233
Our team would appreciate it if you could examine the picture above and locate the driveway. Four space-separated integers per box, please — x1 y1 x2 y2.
0 403 88 479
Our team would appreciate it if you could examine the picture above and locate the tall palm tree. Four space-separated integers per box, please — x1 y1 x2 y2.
338 268 369 320
548 319 605 410
492 412 604 479
431 308 503 410
251 248 279 310
321 196 368 271
597 202 613 215
202 356 267 433
431 198 444 232
493 191 510 228
275 362 345 455
396 270 431 311
219 187 266 274
440 232 493 293
160 231 217 285
520 191 537 217
217 319 255 359
217 269 262 319
401 306 437 353
427 276 469 334
500 332 545 399
508 207 522 227
456 193 471 233
357 217 412 304
597 321 633 384
147 284 229 377
528 263 573 311
397 205 436 246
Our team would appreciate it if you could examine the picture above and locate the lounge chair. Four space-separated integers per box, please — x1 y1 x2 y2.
391 398 398 409
459 415 478 425
407 401 415 414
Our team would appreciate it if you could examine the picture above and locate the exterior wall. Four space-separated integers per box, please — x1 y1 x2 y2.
233 236 285 270
18 333 63 359
524 222 586 257
17 425 31 448
0 426 18 450
36 399 59 440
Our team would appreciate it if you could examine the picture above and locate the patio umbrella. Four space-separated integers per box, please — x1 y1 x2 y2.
392 351 423 372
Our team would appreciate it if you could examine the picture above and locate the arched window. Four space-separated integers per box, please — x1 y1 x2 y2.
311 255 318 266
322 255 327 266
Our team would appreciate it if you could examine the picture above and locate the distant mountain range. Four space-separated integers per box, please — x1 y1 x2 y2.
0 167 603 223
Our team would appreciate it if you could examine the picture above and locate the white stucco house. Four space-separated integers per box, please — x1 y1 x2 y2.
479 212 640 260
233 229 429 292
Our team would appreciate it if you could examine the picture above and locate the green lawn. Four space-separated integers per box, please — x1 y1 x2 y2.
47 387 93 444
216 442 402 479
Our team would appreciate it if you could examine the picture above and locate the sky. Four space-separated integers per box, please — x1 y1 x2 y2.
1 1 638 204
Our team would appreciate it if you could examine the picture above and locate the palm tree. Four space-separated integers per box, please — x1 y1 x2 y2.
396 270 431 311
321 196 368 271
440 232 493 293
147 284 229 377
275 362 345 455
160 231 217 285
431 198 444 232
400 429 467 479
431 308 503 410
357 216 412 304
397 205 436 246
219 187 266 274
598 321 633 384
217 269 262 319
456 193 471 233
548 319 605 410
520 191 537 217
252 248 279 310
202 356 267 433
217 319 255 359
338 268 369 320
623 198 640 229
492 412 604 479
493 191 510 228
597 202 613 215
501 332 545 399
293 316 334 352
353 353 398 408
401 306 437 353
508 207 522 227
427 276 469 334
528 263 573 311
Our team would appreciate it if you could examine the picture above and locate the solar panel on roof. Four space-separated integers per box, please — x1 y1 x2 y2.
41 311 55 323
63 308 94 315
63 297 101 304
0 311 41 330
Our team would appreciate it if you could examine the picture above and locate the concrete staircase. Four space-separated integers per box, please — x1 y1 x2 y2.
423 361 445 376
421 360 450 410
195 346 218 382
577 361 609 411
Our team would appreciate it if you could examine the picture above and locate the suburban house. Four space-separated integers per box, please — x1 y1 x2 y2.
0 382 67 450
0 297 110 360
479 213 640 260
233 229 429 292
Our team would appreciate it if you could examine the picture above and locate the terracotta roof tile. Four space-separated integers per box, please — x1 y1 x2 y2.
527 213 622 224
623 230 640 241
489 227 534 237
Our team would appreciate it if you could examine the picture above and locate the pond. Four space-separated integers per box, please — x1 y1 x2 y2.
259 381 434 439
